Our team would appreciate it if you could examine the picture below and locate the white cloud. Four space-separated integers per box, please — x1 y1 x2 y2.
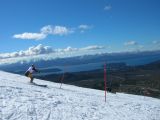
13 24 93 41
56 46 78 53
40 25 53 34
0 44 106 65
80 45 104 51
0 44 54 59
27 44 53 55
41 25 74 35
79 25 91 29
78 24 92 33
53 26 73 35
152 40 160 44
0 44 105 60
124 41 138 46
13 25 74 40
124 41 146 52
104 5 112 11
13 32 47 40
55 45 104 53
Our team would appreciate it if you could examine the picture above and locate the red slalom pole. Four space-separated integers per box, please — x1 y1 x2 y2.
60 65 66 88
60 72 65 88
104 63 107 102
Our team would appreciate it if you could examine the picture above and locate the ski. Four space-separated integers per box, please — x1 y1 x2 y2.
29 82 47 87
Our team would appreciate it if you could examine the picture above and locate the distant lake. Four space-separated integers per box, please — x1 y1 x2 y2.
38 55 160 75
38 62 104 75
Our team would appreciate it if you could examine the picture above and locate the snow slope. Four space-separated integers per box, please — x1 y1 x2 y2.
0 71 160 120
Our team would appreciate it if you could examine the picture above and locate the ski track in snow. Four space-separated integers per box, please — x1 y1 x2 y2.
0 71 160 120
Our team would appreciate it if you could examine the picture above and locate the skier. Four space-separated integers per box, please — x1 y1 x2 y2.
25 64 39 83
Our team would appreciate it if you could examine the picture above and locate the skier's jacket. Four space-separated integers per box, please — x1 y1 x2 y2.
25 66 38 77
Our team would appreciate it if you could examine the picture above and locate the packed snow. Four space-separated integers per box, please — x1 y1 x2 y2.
0 71 160 120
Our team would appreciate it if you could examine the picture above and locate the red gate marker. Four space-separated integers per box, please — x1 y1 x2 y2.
60 72 65 89
104 63 107 102
60 65 67 88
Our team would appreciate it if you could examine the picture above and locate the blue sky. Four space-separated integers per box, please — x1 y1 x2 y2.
0 0 160 55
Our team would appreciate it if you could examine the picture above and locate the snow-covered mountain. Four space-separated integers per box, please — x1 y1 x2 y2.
1 50 160 73
0 71 160 120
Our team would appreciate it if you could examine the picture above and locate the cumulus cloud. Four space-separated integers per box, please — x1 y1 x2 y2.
27 44 53 55
13 32 47 40
0 44 105 60
78 24 92 33
40 25 53 34
53 26 73 35
0 44 54 59
13 24 93 40
41 25 73 35
13 25 74 40
124 41 138 46
104 5 112 11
